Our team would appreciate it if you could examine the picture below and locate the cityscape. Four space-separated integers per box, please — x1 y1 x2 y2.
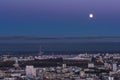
0 52 119 80
0 0 120 80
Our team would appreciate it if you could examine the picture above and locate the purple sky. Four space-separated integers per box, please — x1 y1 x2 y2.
1 0 120 15
0 0 120 36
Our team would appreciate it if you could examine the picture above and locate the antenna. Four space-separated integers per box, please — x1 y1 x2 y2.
13 58 19 68
15 58 18 64
38 46 44 56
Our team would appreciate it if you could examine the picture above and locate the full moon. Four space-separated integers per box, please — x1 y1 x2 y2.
89 13 93 18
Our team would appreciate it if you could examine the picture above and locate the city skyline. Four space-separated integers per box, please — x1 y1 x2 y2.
0 1 120 79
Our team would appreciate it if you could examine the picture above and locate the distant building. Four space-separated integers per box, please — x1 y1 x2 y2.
112 63 117 72
88 63 94 68
26 65 36 77
62 64 66 68
108 76 114 80
104 63 111 69
80 71 85 78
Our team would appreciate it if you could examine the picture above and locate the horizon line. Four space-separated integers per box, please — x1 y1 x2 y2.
0 35 119 40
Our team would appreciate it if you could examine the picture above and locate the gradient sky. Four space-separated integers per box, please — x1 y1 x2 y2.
0 0 120 36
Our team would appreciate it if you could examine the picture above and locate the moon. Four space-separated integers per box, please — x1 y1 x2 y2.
89 13 93 18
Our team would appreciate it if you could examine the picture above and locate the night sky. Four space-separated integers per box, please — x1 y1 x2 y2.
0 0 120 36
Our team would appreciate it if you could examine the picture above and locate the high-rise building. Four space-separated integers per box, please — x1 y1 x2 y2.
26 65 36 77
112 63 117 72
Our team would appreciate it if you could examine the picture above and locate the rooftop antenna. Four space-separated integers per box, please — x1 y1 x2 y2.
13 58 19 68
38 46 44 56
